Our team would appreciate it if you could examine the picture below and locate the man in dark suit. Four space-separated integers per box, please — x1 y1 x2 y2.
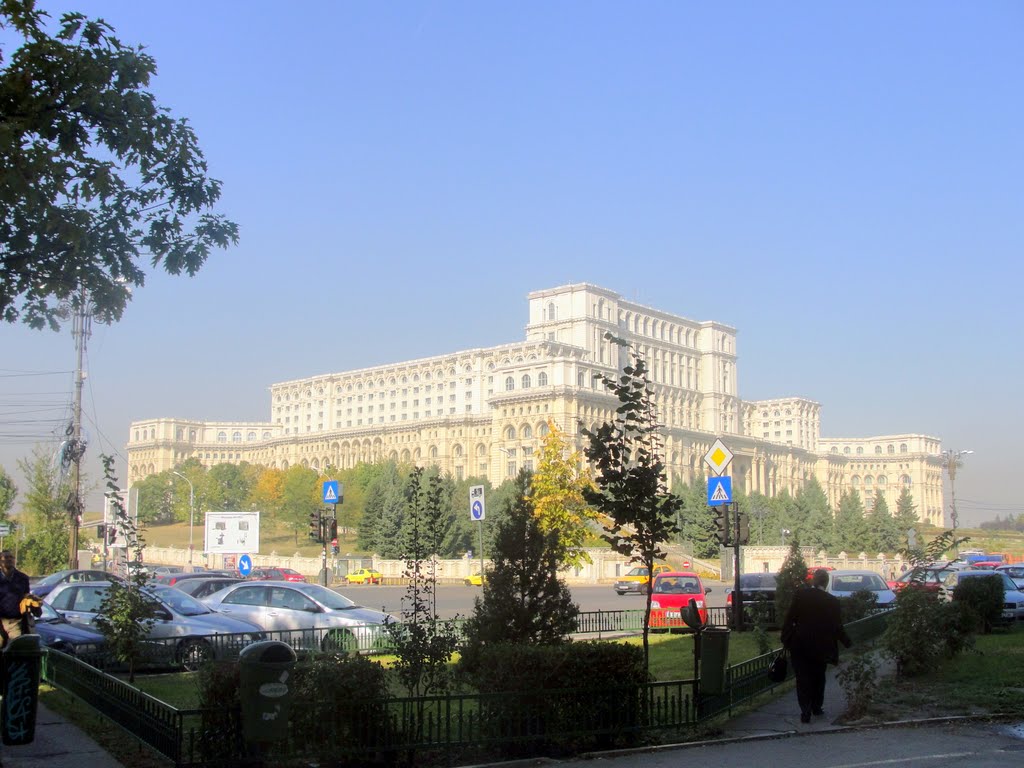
782 568 852 723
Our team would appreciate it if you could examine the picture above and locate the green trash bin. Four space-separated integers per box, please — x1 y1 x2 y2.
238 640 297 745
700 627 730 696
2 634 42 745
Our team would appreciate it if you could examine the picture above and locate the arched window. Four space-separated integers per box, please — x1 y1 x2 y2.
262 431 271 439
875 445 883 454
505 376 514 391
506 426 516 440
189 430 197 441
830 447 839 454
538 372 548 386
577 372 585 387
176 428 184 440
887 444 895 454
900 443 908 453
454 444 463 458
232 431 242 442
521 374 531 389
856 447 864 455
843 446 851 455
877 475 887 487
247 431 256 441
538 422 549 436
900 474 912 487
851 475 861 488
522 425 533 439
547 301 556 321
429 446 438 458
217 431 227 443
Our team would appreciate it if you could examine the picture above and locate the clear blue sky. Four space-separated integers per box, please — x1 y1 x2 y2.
1 1 1021 526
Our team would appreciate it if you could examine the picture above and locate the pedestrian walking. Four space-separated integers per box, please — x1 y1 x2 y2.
781 567 851 723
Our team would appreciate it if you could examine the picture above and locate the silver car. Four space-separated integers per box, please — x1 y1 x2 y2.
44 581 264 670
826 570 897 606
201 581 394 652
938 570 1024 622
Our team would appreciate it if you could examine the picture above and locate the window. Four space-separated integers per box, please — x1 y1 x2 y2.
247 431 256 441
505 376 515 391
217 431 227 443
875 445 883 454
538 372 548 386
521 374 531 389
900 443 908 453
856 447 863 455
506 426 516 440
887 444 895 454
522 425 533 439
577 372 585 387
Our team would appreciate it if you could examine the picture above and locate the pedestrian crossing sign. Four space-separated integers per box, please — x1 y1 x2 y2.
707 476 732 506
322 481 340 504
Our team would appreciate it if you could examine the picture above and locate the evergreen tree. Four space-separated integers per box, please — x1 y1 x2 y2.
361 462 406 557
793 478 834 552
742 492 774 546
674 477 715 557
834 490 870 553
16 447 70 574
0 467 16 520
893 487 920 548
460 471 579 667
866 493 901 553
774 538 809 622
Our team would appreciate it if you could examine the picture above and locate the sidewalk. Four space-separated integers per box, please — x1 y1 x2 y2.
2 702 123 768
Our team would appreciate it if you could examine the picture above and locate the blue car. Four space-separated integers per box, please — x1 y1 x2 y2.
34 601 106 659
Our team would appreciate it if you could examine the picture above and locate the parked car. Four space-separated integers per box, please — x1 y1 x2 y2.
202 581 393 652
344 568 383 585
938 569 1024 623
170 576 245 600
612 564 672 596
825 570 896 606
887 565 960 596
995 565 1024 589
30 569 122 599
648 571 710 630
248 567 307 583
44 581 264 670
805 566 834 582
726 572 777 618
34 601 106 660
153 570 235 587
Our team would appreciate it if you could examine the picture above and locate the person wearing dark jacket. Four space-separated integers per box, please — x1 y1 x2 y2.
782 568 852 723
0 549 31 646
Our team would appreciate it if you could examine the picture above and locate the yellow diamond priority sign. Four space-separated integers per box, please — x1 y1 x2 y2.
703 438 734 476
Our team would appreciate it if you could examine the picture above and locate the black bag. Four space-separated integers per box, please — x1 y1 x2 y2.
769 653 788 683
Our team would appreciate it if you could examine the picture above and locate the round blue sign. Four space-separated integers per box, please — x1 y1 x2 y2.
238 554 253 576
471 500 483 520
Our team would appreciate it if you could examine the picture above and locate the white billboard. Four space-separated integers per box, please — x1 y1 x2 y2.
204 511 260 554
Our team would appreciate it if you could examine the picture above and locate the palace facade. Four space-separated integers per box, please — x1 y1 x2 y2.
126 283 947 525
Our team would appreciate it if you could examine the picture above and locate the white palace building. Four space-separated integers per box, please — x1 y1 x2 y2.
126 283 947 525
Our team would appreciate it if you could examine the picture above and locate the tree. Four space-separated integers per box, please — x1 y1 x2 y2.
0 466 16 520
531 420 597 569
582 336 681 671
774 538 809 622
866 493 901 553
460 470 578 670
94 455 154 683
833 490 870 553
360 461 407 557
893 487 920 546
279 465 319 545
673 477 716 558
0 2 239 329
15 446 69 573
793 478 834 552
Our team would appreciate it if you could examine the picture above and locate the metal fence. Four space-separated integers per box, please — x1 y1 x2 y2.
40 610 890 767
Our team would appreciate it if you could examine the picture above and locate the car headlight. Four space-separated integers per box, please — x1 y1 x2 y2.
651 600 661 608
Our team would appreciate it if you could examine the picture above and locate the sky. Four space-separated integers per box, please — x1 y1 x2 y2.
1 1 1021 527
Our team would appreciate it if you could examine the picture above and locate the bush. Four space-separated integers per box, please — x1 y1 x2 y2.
882 588 974 676
839 590 878 623
835 651 878 720
952 575 1005 634
459 641 648 757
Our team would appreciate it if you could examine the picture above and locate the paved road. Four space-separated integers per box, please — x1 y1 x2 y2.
339 581 732 618
560 721 1024 768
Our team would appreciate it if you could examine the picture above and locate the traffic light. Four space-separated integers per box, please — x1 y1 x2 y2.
107 525 117 546
736 511 750 545
328 516 338 541
308 511 322 542
713 506 730 546
96 524 106 540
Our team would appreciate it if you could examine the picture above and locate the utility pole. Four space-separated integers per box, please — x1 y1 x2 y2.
941 449 973 554
68 287 90 570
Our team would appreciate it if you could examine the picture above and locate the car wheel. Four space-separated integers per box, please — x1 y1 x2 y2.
178 638 213 672
615 590 626 596
321 628 355 653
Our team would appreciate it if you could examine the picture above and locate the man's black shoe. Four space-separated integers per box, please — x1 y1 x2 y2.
812 708 824 716
800 713 811 723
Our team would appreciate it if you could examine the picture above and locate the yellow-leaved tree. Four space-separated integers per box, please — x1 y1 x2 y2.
532 420 598 569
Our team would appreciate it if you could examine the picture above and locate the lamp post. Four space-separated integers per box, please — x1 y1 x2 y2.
171 471 195 568
781 528 790 547
940 449 973 549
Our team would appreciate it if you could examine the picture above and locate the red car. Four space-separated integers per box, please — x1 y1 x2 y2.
888 566 958 595
248 567 306 583
648 571 710 630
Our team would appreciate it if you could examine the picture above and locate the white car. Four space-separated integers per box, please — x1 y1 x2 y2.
201 581 394 652
825 570 896 606
938 570 1024 623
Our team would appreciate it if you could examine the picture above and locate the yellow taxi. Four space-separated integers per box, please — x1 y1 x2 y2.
613 563 672 595
464 572 486 586
344 568 383 585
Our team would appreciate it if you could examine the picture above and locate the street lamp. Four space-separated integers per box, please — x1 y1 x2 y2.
940 449 973 542
781 528 791 547
171 471 195 567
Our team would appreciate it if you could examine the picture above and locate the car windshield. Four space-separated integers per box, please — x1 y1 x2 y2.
832 573 887 592
39 602 63 621
740 574 776 588
33 571 71 587
625 568 648 577
653 577 701 594
297 584 359 610
150 585 213 616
